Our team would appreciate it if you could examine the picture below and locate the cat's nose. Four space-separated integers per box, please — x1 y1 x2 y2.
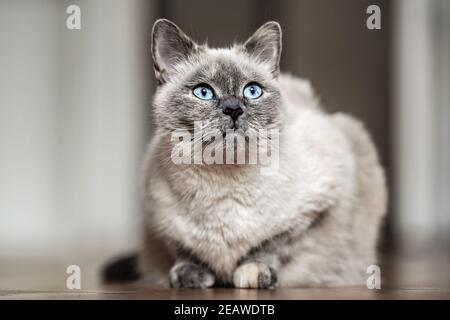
222 97 244 121
224 105 243 121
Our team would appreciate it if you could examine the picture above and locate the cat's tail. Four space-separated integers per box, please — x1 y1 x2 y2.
102 253 141 283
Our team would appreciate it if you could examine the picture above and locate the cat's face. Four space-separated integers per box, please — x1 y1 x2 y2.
151 19 282 137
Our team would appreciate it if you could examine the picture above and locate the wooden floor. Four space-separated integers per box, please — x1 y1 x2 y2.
1 251 449 300
2 286 450 300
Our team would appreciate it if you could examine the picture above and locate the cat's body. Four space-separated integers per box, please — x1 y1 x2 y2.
112 19 387 288
139 73 386 288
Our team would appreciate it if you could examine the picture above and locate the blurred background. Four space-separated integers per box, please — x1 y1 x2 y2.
0 0 449 291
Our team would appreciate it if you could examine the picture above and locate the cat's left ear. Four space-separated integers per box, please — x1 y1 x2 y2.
151 19 198 84
244 21 282 76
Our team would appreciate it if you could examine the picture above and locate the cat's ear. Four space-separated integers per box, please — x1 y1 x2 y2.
151 19 198 84
244 21 282 76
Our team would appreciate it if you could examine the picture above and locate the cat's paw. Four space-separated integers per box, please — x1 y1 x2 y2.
169 262 215 288
233 262 278 289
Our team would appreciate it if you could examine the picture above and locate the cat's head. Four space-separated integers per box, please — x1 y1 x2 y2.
151 19 282 136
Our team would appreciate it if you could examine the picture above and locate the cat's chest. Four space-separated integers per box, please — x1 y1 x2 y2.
163 175 296 278
169 197 272 278
173 180 269 244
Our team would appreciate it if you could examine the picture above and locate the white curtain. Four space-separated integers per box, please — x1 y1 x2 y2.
393 0 450 252
0 0 154 280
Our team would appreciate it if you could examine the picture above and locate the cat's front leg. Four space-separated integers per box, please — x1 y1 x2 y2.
232 232 293 289
233 261 278 289
169 261 215 288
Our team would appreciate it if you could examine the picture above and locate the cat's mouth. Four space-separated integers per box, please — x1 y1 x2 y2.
224 118 247 133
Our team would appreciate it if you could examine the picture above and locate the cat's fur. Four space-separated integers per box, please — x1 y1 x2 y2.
135 19 387 288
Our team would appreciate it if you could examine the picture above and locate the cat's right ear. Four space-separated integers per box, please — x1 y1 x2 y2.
151 19 198 85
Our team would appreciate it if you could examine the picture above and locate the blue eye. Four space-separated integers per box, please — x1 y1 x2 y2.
243 83 263 99
193 85 214 100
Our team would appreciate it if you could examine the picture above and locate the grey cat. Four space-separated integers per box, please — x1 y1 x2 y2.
107 19 387 289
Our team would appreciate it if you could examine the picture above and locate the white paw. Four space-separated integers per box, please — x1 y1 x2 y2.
233 262 278 289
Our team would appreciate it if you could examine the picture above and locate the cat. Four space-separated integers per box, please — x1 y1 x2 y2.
103 19 387 289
